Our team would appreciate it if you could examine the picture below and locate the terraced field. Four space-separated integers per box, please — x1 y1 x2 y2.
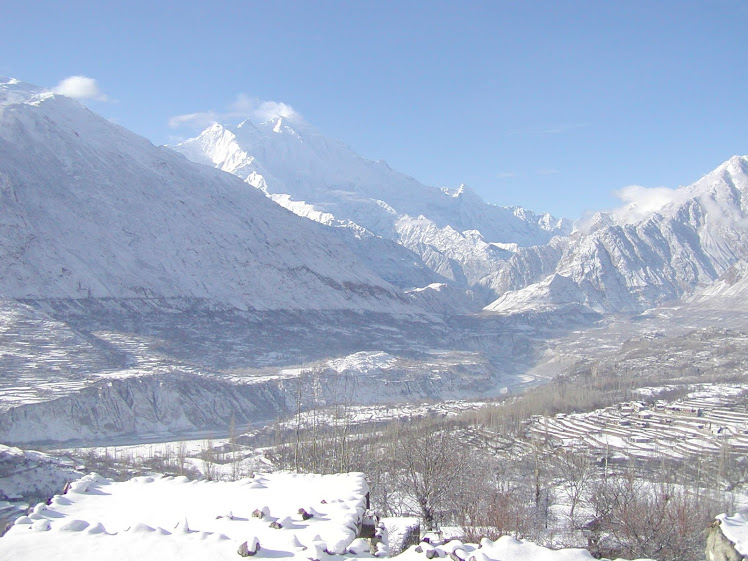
527 384 748 462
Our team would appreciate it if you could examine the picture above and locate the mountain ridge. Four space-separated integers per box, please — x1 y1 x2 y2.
485 155 748 314
172 118 572 303
0 78 412 313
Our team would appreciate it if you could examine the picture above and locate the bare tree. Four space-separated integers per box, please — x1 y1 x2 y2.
201 438 216 481
389 421 464 530
229 414 241 480
176 440 187 476
587 470 719 561
550 446 593 527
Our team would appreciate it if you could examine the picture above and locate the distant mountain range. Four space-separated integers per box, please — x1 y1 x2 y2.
173 112 748 316
4 75 748 319
486 156 748 314
2 75 747 443
172 117 571 308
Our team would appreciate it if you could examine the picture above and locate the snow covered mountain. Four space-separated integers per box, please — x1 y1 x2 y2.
172 118 571 298
9 71 744 319
0 78 410 313
174 114 748 318
486 156 748 314
5 74 748 445
688 259 748 309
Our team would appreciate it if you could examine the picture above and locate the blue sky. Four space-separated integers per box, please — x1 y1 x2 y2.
2 1 748 219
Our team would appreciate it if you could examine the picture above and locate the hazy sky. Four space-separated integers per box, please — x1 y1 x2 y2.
2 0 748 219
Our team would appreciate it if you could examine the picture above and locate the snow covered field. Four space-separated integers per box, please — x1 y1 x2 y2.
527 384 748 461
3 471 370 561
2 471 650 561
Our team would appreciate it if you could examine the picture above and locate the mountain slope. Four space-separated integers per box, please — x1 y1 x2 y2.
688 259 748 309
172 119 571 298
486 156 748 314
0 78 409 313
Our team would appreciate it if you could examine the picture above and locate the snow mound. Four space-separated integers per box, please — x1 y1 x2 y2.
4 471 369 561
397 536 652 561
716 512 748 555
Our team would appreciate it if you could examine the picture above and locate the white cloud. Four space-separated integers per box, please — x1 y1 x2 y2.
609 184 689 224
169 94 301 130
229 93 255 114
252 100 299 121
167 111 220 129
52 76 109 101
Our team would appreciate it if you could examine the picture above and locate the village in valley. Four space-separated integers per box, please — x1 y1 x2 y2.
527 385 748 464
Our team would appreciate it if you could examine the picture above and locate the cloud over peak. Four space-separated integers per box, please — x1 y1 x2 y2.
169 94 301 130
52 76 109 101
610 184 689 224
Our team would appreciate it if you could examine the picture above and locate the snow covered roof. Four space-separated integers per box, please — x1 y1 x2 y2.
4 472 369 561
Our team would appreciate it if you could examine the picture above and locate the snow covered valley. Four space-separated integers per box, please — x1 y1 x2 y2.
2 298 748 559
4 75 748 560
0 296 599 445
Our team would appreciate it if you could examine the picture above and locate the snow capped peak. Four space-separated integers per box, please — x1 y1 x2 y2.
0 77 410 313
712 155 748 190
0 77 52 108
171 122 250 171
236 117 259 131
0 76 33 92
718 154 747 172
272 116 283 133
260 115 303 137
689 154 748 193
575 211 616 234
443 183 481 203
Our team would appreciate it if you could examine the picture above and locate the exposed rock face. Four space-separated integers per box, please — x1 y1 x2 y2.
485 156 748 314
706 519 745 561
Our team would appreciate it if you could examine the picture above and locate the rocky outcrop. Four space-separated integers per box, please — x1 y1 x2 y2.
485 156 748 314
707 518 747 561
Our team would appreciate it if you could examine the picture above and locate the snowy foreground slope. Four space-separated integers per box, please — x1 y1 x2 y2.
0 77 407 313
2 472 647 561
